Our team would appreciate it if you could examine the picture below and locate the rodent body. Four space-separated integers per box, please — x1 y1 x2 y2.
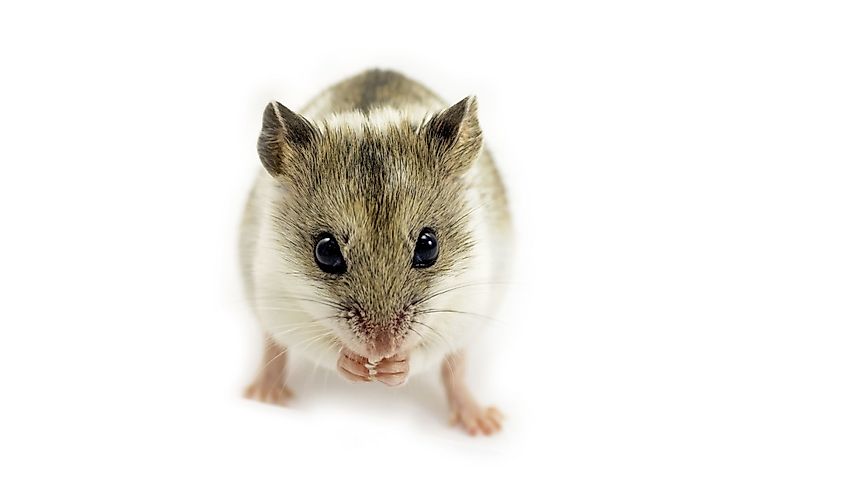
240 69 511 433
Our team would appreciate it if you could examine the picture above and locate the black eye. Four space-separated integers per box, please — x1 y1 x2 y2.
314 233 347 275
413 228 439 268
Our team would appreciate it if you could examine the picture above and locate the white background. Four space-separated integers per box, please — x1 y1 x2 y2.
1 1 843 491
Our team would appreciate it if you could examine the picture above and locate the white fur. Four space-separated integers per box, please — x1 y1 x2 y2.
317 105 432 135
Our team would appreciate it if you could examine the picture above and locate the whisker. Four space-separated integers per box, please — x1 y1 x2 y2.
442 350 457 382
417 309 500 324
407 326 424 340
413 280 511 306
275 330 336 391
260 315 344 340
323 339 343 389
411 320 458 356
268 325 329 339
246 294 347 311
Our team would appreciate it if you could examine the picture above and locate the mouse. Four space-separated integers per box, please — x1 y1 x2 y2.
239 69 512 435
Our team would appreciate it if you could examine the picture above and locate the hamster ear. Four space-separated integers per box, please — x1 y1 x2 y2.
424 96 483 174
257 101 317 178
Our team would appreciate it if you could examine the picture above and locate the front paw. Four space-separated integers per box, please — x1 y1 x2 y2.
372 353 409 387
336 348 409 386
337 348 372 382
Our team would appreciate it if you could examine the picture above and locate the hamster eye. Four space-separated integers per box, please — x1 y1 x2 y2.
413 228 439 268
314 233 347 275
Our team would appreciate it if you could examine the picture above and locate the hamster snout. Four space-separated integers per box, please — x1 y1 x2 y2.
346 306 412 360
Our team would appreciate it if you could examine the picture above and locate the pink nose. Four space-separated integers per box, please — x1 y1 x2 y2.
369 331 398 359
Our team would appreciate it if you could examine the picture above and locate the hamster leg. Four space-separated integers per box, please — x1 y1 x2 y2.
244 338 293 405
441 351 503 436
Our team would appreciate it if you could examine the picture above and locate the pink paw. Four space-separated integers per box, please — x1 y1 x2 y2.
337 348 409 386
450 404 504 436
244 382 293 406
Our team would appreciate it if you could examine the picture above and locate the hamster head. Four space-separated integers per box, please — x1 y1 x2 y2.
255 98 484 361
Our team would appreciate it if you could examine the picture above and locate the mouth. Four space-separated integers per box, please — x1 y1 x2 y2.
341 344 393 363
356 342 396 362
342 330 410 362
341 309 418 361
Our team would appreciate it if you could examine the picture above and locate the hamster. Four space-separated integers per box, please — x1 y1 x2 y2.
240 69 511 435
